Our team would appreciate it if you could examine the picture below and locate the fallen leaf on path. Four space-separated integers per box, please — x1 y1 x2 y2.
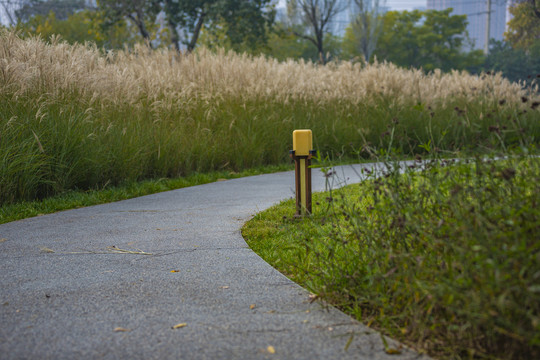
221 286 229 289
113 327 130 332
170 270 180 273
39 247 55 253
172 323 187 329
0 238 7 243
267 346 275 354
249 304 256 310
380 334 403 355
107 246 152 255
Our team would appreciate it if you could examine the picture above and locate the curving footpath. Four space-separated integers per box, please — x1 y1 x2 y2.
0 163 428 359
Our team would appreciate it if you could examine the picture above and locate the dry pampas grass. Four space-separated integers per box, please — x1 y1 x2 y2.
1 30 536 108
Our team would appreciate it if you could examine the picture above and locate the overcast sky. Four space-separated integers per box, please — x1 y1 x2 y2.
386 0 427 11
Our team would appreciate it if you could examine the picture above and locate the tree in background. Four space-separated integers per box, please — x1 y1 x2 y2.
1 0 88 25
15 8 136 49
260 0 341 62
15 0 88 22
290 0 346 63
483 39 540 85
514 0 540 18
349 0 385 62
505 0 540 49
374 9 483 72
98 0 161 47
262 22 342 62
163 0 274 52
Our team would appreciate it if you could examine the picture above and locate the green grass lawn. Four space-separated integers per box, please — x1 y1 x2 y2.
242 154 540 359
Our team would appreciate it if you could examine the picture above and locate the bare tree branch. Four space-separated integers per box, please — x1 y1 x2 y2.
352 0 386 62
294 0 346 64
0 0 16 25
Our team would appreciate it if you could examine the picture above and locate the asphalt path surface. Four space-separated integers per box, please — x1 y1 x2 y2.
0 163 428 359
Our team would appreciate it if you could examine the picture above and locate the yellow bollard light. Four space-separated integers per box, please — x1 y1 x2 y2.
292 130 313 156
290 130 315 217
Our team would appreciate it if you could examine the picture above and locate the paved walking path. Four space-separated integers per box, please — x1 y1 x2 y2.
0 163 427 359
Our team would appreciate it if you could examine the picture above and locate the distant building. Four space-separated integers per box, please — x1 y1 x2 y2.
427 0 508 52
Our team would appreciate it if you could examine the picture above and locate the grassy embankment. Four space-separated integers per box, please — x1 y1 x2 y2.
243 154 539 359
1 30 538 222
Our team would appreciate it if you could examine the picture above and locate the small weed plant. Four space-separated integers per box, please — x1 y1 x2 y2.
243 151 540 359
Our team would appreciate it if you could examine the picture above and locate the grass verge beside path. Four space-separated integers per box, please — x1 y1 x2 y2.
242 154 540 359
0 164 293 225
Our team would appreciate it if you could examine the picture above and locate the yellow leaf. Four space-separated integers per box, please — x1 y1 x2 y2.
170 270 179 273
249 304 256 310
221 286 229 289
267 346 275 354
0 238 7 243
113 327 130 332
385 348 402 355
172 323 187 329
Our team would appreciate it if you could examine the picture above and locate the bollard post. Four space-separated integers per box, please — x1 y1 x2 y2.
289 130 316 217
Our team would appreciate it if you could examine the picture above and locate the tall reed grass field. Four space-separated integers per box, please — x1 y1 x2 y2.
1 30 539 204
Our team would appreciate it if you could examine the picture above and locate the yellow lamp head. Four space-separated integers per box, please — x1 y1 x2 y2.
292 129 312 156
